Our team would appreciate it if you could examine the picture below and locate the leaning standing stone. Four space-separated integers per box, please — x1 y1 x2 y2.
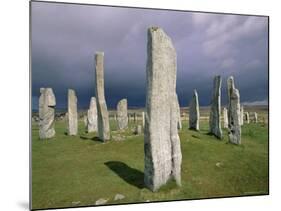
87 97 98 133
189 89 200 131
227 76 241 144
223 107 228 129
95 52 110 141
67 89 78 136
38 88 56 139
209 76 223 139
117 99 128 130
144 27 182 192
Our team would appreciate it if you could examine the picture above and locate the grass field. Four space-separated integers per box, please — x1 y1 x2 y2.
31 110 269 210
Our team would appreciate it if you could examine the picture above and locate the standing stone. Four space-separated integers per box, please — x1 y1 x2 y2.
67 89 78 136
240 106 244 126
209 76 223 139
223 107 228 129
114 114 117 121
142 112 145 128
83 115 87 128
176 94 182 130
144 27 182 192
134 125 142 135
38 88 56 139
87 97 98 133
95 52 110 141
245 112 250 124
117 99 128 130
189 89 200 131
253 112 258 123
227 76 241 145
133 113 137 123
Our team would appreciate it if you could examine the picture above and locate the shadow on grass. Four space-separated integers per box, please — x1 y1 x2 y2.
80 135 103 142
105 161 144 189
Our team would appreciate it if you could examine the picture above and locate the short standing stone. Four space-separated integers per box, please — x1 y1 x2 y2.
189 89 200 131
67 89 78 135
223 107 228 129
134 125 142 135
87 97 98 133
240 106 244 126
117 99 128 130
95 52 110 141
39 88 56 139
144 27 182 192
209 76 223 139
227 76 241 144
245 112 250 124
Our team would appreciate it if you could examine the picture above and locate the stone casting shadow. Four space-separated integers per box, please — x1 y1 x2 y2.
104 161 144 189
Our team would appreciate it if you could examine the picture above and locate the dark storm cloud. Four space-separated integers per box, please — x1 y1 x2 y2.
31 2 268 110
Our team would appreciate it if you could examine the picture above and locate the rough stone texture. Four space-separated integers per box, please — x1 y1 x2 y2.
189 89 200 131
95 198 108 205
227 76 241 145
240 106 244 126
87 97 98 133
133 113 137 123
144 27 182 192
142 112 145 128
176 94 182 130
223 107 228 129
83 115 87 127
67 89 78 135
95 52 110 141
117 99 128 130
245 112 250 124
39 88 56 139
209 76 223 139
253 112 258 123
134 125 142 135
114 194 125 201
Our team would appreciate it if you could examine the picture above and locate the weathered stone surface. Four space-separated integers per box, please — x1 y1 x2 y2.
117 99 128 130
83 115 87 127
227 76 241 145
209 76 223 139
87 97 98 133
240 106 244 126
134 125 142 135
189 89 200 131
223 107 228 129
39 88 56 139
144 27 182 192
95 52 110 141
95 198 108 205
142 112 145 128
67 89 78 135
253 112 258 123
133 113 137 123
176 94 182 130
114 193 125 201
245 112 250 124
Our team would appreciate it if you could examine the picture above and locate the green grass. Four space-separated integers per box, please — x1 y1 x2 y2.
32 117 268 210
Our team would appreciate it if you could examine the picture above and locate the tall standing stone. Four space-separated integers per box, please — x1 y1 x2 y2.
245 112 250 124
240 106 244 126
189 89 200 131
176 94 182 130
223 107 228 129
117 99 128 130
38 88 56 139
87 97 98 133
144 27 182 192
253 112 258 123
142 112 145 128
67 89 78 136
227 76 241 145
209 76 223 139
95 52 110 141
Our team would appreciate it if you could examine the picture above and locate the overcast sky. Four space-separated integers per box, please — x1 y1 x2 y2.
31 1 268 110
